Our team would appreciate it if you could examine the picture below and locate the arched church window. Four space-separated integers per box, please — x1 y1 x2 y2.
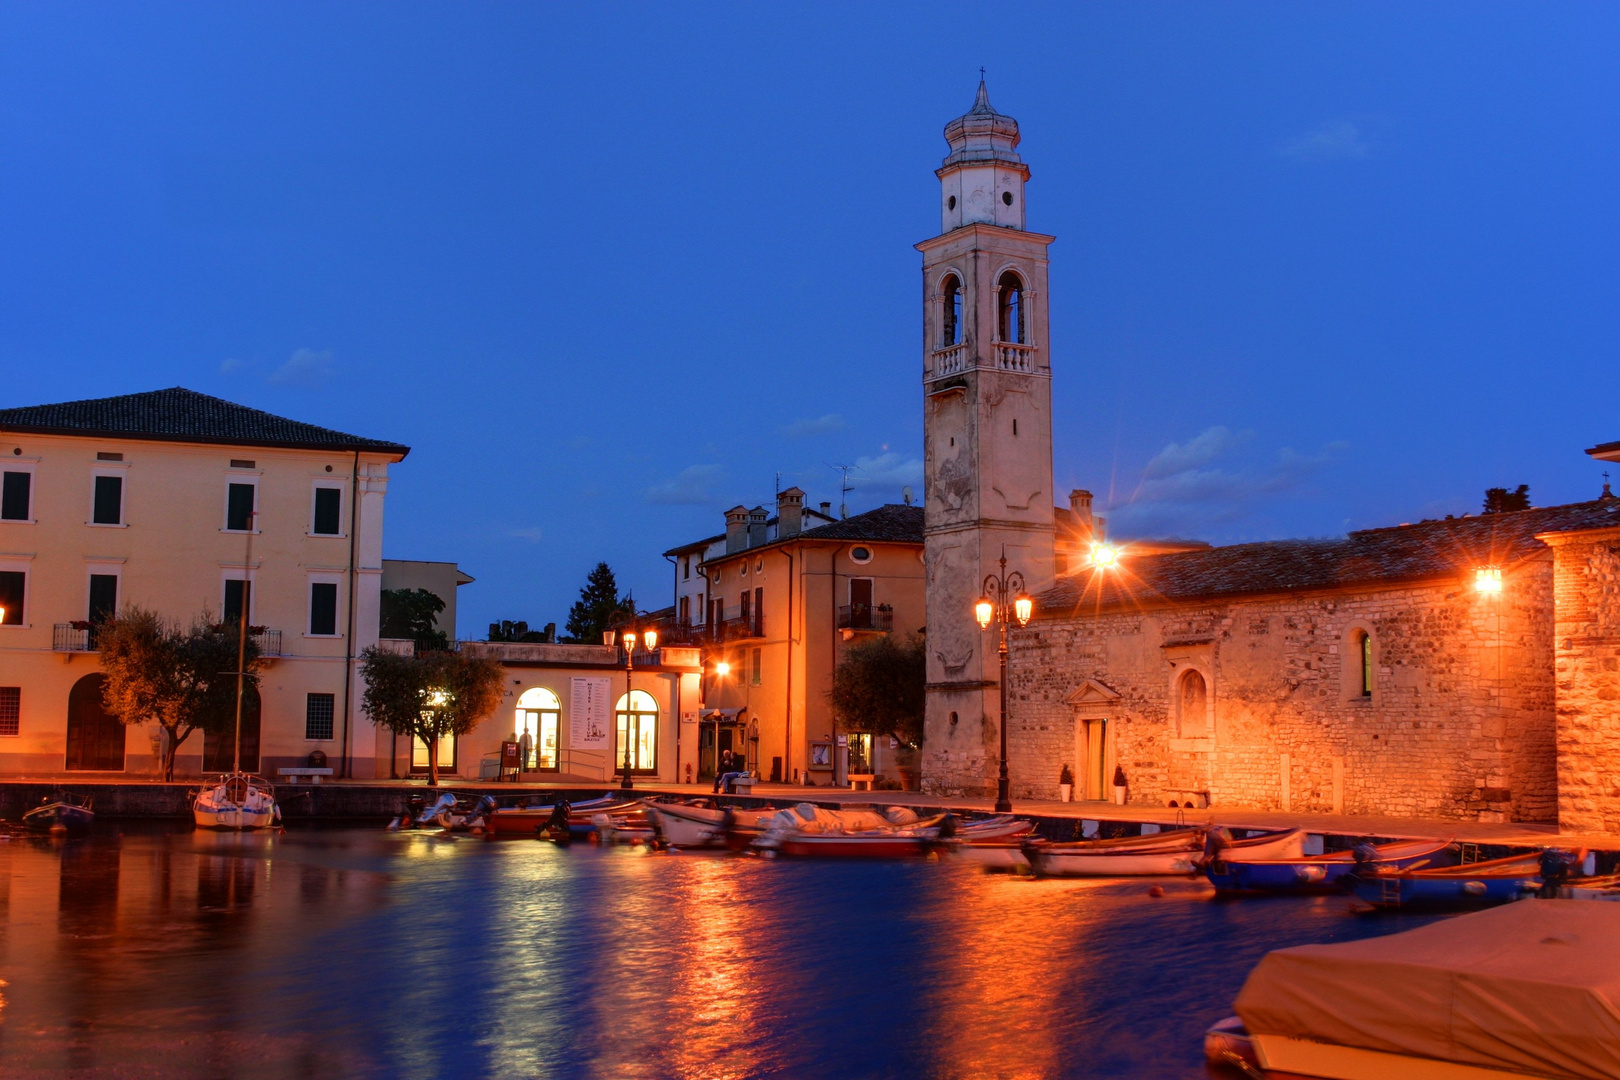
941 275 963 347
997 271 1024 344
1177 669 1208 737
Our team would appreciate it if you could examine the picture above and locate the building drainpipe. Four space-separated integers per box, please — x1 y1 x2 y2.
665 553 680 785
783 547 794 783
340 450 359 780
830 546 839 782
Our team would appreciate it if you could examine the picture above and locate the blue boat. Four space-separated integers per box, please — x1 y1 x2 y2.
1204 837 1453 895
1351 851 1542 909
23 793 94 835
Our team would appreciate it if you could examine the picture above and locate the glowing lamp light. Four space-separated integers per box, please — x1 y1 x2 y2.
621 630 637 650
1475 566 1503 595
1092 543 1120 569
642 629 658 652
714 661 731 677
974 597 994 630
1013 594 1034 626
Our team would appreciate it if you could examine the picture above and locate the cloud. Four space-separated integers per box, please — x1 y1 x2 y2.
267 347 335 387
780 413 847 438
507 527 544 542
1280 120 1370 162
644 464 726 505
849 451 924 487
1106 427 1349 537
1141 426 1252 479
219 358 249 375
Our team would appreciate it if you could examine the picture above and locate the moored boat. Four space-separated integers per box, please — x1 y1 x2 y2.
193 773 280 830
1029 827 1305 878
23 793 94 835
1204 838 1453 896
755 803 946 858
1351 851 1542 909
483 795 618 836
646 802 777 849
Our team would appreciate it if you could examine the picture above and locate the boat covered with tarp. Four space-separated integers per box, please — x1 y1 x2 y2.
1218 900 1620 1079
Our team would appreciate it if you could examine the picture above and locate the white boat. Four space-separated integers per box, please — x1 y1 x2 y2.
646 803 776 849
1028 827 1306 878
193 773 280 830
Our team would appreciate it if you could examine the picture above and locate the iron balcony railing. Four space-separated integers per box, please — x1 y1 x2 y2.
53 624 93 652
250 628 282 657
837 605 894 632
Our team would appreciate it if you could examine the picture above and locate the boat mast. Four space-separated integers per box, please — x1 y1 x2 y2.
233 509 254 776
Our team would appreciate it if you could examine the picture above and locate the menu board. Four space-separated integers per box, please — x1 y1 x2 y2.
570 677 613 749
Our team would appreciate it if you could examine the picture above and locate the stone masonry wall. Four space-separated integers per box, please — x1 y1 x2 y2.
1550 528 1620 833
1005 565 1557 823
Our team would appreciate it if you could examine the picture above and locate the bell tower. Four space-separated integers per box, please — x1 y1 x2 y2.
918 80 1056 798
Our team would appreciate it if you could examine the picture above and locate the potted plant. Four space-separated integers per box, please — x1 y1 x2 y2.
1058 764 1074 803
1112 764 1128 806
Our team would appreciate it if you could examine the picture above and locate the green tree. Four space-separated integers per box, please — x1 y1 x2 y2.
1483 485 1531 514
97 606 263 780
358 647 506 786
827 634 927 748
563 562 622 643
380 588 449 648
488 620 554 643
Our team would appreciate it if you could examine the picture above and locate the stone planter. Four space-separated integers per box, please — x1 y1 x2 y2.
1059 783 1072 803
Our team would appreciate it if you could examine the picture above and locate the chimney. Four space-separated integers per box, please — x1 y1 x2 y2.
819 501 832 518
748 506 769 548
1069 489 1094 538
778 486 806 538
725 505 750 553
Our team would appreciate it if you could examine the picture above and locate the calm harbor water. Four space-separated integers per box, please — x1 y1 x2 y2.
0 825 1441 1080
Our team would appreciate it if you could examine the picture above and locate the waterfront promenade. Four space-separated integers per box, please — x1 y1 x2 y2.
0 775 1609 849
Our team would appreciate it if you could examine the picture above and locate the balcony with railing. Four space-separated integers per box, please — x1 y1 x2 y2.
930 342 969 378
995 342 1036 372
250 628 282 657
53 623 94 652
837 604 894 633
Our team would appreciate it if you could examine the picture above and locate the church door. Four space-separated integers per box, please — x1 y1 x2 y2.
65 674 126 771
1083 718 1109 801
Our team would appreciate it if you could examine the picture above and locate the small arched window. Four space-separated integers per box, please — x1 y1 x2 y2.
941 275 963 347
1356 631 1374 698
997 271 1024 344
1178 669 1208 737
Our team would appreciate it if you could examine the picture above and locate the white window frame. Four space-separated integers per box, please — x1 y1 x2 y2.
88 462 129 528
849 545 874 565
305 572 344 638
83 559 124 622
222 469 261 534
221 567 259 625
308 481 346 538
0 555 32 629
0 458 39 525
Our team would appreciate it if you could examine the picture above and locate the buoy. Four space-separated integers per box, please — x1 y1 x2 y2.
1149 885 1165 897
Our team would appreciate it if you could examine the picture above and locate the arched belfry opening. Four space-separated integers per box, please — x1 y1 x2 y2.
941 274 963 347
997 271 1024 344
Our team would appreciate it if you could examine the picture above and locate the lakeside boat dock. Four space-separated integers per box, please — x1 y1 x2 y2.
0 777 1610 852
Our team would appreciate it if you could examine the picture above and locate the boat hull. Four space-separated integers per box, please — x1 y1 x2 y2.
193 774 279 831
776 834 931 858
194 806 278 830
1029 846 1202 877
1352 853 1544 909
23 802 94 834
1206 840 1453 895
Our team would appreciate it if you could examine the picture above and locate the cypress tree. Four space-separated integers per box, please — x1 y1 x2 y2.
564 562 623 643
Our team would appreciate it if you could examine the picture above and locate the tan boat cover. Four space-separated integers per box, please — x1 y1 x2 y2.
1234 901 1620 1080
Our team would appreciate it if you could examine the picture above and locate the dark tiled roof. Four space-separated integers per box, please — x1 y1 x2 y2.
1037 500 1620 617
800 504 924 543
0 387 409 456
662 532 725 557
1590 438 1620 456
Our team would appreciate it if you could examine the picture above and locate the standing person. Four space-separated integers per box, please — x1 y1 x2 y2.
517 727 535 773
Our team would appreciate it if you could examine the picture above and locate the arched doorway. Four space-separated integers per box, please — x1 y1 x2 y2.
203 683 261 773
614 689 658 776
515 686 560 771
66 674 126 772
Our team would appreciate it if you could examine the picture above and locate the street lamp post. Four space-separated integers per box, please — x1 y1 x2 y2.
975 550 1033 814
609 613 658 791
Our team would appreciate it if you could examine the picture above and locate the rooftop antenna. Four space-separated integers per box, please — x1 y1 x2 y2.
827 462 857 519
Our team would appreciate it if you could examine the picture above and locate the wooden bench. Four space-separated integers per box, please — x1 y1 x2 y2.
277 768 335 784
848 773 876 791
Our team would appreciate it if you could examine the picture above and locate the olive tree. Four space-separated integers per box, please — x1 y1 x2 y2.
827 633 926 748
359 646 506 786
97 606 262 780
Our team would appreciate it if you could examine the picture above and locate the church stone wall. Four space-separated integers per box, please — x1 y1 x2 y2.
1003 568 1557 823
1549 527 1620 833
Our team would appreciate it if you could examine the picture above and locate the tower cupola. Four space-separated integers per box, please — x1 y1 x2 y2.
937 79 1029 232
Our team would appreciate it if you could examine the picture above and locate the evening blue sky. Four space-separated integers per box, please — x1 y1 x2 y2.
1 5 1615 636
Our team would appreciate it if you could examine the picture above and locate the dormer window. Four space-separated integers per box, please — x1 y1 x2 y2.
941 275 963 347
997 271 1024 344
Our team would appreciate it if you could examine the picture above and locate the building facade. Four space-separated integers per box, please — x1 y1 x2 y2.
0 388 407 778
666 490 924 786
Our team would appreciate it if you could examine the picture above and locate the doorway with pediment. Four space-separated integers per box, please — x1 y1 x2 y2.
1066 679 1120 802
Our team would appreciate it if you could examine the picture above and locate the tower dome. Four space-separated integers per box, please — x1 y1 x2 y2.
936 78 1029 232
